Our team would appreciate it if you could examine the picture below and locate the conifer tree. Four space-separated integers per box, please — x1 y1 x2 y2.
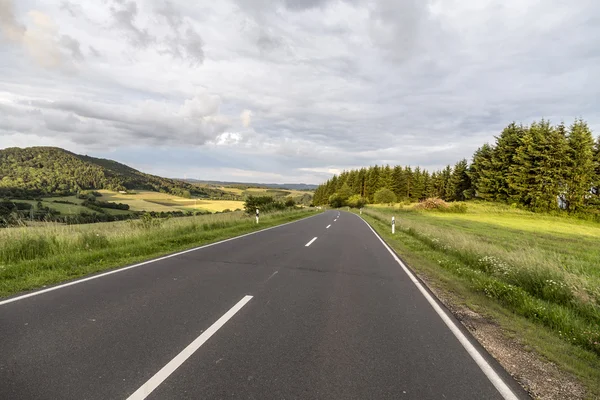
563 120 595 211
469 144 495 199
448 159 471 201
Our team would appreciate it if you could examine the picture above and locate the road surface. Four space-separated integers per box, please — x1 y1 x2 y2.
0 210 528 399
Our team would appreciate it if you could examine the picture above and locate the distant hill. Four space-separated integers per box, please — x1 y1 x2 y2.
0 147 231 199
185 179 317 191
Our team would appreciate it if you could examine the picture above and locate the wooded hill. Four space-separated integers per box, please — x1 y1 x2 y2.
0 147 231 199
314 119 600 213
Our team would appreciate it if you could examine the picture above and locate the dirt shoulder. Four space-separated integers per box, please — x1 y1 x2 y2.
420 272 587 400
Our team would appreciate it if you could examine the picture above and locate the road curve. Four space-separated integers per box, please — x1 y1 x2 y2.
0 210 528 399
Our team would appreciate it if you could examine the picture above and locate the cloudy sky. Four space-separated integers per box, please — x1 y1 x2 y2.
0 0 598 184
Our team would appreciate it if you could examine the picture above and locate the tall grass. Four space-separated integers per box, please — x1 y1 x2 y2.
0 210 315 297
362 205 600 357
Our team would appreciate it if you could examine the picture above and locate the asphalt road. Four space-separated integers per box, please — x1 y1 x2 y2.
0 210 528 399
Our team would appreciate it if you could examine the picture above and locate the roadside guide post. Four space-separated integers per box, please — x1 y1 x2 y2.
392 216 395 234
256 208 259 224
360 208 362 215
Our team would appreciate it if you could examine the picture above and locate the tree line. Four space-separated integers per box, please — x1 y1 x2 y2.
313 119 600 213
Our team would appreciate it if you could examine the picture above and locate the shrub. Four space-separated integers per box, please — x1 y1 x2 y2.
374 188 397 205
328 193 345 208
244 195 286 213
347 194 367 209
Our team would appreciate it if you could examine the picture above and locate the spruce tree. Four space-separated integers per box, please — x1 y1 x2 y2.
564 119 595 211
448 159 471 201
469 144 495 200
391 166 406 200
412 167 425 201
509 120 566 211
494 123 526 201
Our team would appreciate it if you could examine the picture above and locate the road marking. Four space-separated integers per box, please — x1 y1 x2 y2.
334 219 337 222
356 215 519 400
305 237 318 247
126 295 253 400
0 213 324 306
265 270 279 282
326 224 331 229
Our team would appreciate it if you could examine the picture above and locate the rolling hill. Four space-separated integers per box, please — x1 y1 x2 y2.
184 179 317 191
0 147 231 199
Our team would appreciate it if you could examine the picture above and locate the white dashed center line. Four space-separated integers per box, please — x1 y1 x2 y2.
305 237 318 247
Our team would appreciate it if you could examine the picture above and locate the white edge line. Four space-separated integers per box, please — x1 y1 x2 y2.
326 224 331 229
355 214 519 400
126 295 253 400
305 237 318 247
0 213 323 307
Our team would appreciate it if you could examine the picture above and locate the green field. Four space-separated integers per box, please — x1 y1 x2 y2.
0 209 317 298
360 202 600 396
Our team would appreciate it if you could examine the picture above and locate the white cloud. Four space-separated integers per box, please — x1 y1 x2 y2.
1 0 599 184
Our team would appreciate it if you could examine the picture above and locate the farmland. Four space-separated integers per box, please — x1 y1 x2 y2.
96 190 245 213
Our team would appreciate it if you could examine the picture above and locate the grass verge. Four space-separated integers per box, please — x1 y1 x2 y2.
358 205 600 398
0 209 317 298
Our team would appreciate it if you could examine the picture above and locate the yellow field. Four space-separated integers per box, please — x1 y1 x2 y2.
218 186 244 195
97 190 244 213
170 199 245 212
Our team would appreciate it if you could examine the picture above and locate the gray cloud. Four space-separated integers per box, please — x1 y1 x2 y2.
59 34 83 61
1 0 599 183
110 0 154 48
60 1 82 17
0 0 26 41
89 46 101 57
155 0 205 64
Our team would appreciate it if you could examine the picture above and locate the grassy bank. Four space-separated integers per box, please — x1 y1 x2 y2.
0 209 317 298
359 203 600 397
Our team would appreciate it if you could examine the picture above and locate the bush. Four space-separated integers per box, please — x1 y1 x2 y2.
373 188 397 205
328 193 345 208
347 194 367 209
244 195 285 214
284 197 296 207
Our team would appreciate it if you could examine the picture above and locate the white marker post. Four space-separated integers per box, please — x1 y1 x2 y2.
256 208 259 224
392 216 395 234
360 208 362 215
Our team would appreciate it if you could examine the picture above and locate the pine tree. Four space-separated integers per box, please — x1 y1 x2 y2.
412 167 425 201
469 144 495 200
440 165 452 201
423 171 436 198
564 120 595 211
509 121 566 211
391 166 406 200
494 123 526 201
448 159 472 201
365 166 380 202
380 165 393 190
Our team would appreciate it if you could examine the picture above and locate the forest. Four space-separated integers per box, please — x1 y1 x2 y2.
313 119 600 214
0 147 232 199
